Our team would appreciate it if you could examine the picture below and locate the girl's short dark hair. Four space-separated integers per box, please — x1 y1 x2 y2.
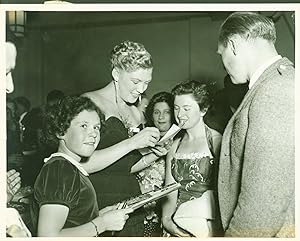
171 80 211 112
42 95 104 149
145 91 175 127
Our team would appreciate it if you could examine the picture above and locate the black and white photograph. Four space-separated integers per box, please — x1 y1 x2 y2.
2 1 298 238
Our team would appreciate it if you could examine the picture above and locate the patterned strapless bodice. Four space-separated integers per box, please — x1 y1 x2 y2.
171 153 214 206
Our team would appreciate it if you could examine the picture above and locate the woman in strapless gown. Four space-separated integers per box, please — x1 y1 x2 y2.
162 80 222 237
81 40 161 236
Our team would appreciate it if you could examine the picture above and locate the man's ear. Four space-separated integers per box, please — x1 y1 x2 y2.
229 39 237 56
112 67 120 82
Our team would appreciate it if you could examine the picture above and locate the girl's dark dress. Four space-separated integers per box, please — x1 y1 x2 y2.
89 116 145 237
30 154 99 236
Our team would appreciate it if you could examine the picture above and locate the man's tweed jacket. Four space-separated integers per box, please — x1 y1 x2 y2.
218 57 295 237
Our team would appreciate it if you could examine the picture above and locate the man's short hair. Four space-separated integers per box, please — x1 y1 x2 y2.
218 12 276 47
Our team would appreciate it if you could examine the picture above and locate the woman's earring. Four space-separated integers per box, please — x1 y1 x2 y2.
114 80 119 88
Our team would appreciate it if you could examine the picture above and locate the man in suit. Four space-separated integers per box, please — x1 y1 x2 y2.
217 12 294 237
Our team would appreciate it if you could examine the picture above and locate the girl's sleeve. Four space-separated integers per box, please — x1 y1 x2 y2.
34 159 81 210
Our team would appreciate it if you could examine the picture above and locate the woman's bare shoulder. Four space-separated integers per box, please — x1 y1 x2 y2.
82 88 113 110
82 89 103 100
207 126 222 138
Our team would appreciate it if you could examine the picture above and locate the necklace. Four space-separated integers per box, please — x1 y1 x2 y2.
113 81 137 137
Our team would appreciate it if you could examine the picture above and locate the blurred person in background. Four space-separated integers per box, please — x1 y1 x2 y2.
204 74 248 134
14 96 31 143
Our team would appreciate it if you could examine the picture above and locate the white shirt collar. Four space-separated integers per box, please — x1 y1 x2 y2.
249 55 282 89
44 152 89 176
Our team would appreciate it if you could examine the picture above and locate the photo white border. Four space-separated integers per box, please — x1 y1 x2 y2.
0 2 299 240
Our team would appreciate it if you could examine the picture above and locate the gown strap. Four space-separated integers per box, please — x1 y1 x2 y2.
204 124 215 158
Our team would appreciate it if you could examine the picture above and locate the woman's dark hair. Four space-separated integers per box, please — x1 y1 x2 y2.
42 95 104 149
171 80 211 112
145 91 175 127
46 89 65 106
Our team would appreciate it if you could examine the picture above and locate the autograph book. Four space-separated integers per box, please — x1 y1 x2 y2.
139 124 181 156
116 182 181 211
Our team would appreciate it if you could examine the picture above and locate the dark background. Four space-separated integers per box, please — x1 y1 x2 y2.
7 10 295 108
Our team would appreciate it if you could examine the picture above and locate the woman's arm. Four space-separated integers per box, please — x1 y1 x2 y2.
161 141 189 237
38 204 133 237
161 151 177 231
82 127 160 173
130 152 159 173
211 129 222 157
131 137 173 173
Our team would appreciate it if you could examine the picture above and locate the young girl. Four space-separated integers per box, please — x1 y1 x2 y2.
31 96 132 237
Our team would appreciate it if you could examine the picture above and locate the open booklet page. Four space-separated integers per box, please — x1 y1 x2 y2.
139 124 181 156
115 182 181 211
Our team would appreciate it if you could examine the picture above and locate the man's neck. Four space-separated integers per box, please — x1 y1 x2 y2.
246 40 279 80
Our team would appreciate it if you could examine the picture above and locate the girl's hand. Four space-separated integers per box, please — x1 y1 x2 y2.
6 224 28 237
97 208 133 231
98 204 118 215
162 216 191 237
173 226 192 237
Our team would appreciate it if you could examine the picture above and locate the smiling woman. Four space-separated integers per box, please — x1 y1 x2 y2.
162 80 222 238
81 40 161 237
